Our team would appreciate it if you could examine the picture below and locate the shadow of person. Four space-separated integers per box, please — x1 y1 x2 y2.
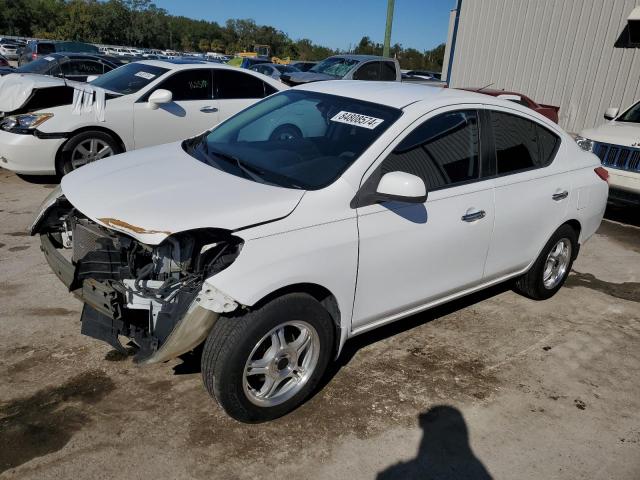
377 405 492 480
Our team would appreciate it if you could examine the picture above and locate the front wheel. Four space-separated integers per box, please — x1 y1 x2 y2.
201 293 334 422
58 131 122 175
514 224 578 300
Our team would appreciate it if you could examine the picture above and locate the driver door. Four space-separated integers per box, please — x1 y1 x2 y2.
352 108 495 330
133 68 220 149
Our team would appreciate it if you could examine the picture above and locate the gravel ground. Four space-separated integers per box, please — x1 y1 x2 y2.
0 169 639 480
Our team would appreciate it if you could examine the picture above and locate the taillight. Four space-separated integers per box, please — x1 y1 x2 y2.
32 52 37 60
594 167 609 183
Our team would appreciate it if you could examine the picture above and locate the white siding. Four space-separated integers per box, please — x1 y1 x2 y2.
447 0 640 133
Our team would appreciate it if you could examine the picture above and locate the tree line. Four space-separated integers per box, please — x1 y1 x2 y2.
0 0 445 70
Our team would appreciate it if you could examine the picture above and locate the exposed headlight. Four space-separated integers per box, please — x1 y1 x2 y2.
575 135 594 152
1 113 54 131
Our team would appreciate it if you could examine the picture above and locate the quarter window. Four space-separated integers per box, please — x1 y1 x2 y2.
381 110 480 190
157 69 212 101
216 70 268 99
491 111 559 175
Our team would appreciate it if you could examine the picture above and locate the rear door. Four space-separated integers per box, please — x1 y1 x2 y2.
214 69 276 122
133 68 220 149
482 108 567 280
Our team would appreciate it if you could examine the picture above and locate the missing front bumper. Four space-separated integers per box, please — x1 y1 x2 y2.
40 233 221 364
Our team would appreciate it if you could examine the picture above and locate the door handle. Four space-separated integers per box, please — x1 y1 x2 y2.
552 191 569 201
200 106 218 113
461 210 486 222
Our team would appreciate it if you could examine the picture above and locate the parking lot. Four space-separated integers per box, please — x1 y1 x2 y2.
0 169 638 479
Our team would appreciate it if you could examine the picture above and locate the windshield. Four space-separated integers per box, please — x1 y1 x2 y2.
617 102 640 123
184 90 401 190
90 63 168 95
309 57 359 77
17 57 55 74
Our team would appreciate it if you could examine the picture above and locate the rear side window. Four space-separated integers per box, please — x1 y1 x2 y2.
158 69 212 101
491 111 559 175
37 43 55 55
381 110 480 191
353 61 397 81
216 70 268 99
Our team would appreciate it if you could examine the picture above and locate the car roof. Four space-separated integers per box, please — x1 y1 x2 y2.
294 81 498 109
329 54 391 62
140 59 258 71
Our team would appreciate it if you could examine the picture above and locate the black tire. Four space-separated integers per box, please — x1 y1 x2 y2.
269 124 302 141
201 293 334 423
58 130 122 176
514 224 578 300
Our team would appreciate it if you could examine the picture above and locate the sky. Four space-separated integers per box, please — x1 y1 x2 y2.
153 0 456 52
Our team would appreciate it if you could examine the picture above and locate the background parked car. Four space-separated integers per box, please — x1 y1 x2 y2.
280 55 401 86
18 40 100 66
238 57 272 69
459 87 560 123
250 63 301 80
404 69 442 80
576 101 640 206
0 60 286 175
0 53 127 82
288 60 317 72
0 43 19 61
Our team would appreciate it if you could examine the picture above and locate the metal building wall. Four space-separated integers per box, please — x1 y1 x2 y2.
447 0 640 133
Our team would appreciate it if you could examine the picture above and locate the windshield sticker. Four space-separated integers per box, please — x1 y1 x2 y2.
330 111 384 129
44 56 55 61
134 71 156 80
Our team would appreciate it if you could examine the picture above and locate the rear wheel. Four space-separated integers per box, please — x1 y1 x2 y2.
201 293 334 423
514 224 578 300
59 131 121 175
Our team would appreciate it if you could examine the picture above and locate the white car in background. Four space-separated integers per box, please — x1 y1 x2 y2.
33 82 608 422
577 103 640 205
0 59 285 175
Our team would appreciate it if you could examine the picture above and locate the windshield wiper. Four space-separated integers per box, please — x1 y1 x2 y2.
209 147 267 183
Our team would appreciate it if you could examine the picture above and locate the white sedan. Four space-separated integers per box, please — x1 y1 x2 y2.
32 81 608 422
0 60 285 175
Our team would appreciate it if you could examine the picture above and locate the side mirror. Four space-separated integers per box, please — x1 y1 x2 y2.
86 75 98 83
147 89 172 110
376 171 427 203
604 107 619 121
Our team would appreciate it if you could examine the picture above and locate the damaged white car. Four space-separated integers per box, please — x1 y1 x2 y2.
0 59 284 175
32 82 608 422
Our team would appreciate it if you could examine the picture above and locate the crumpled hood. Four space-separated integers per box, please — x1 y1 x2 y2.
61 142 305 245
282 71 336 85
581 122 640 147
0 73 67 112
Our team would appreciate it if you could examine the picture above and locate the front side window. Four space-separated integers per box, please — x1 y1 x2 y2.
215 70 267 99
184 90 401 190
491 111 559 175
91 63 169 95
156 69 212 101
381 110 480 191
617 101 640 123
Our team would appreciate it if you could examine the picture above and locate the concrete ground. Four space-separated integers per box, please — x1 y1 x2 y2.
0 169 638 480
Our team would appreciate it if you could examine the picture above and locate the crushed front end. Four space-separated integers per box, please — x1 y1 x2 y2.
31 188 243 364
